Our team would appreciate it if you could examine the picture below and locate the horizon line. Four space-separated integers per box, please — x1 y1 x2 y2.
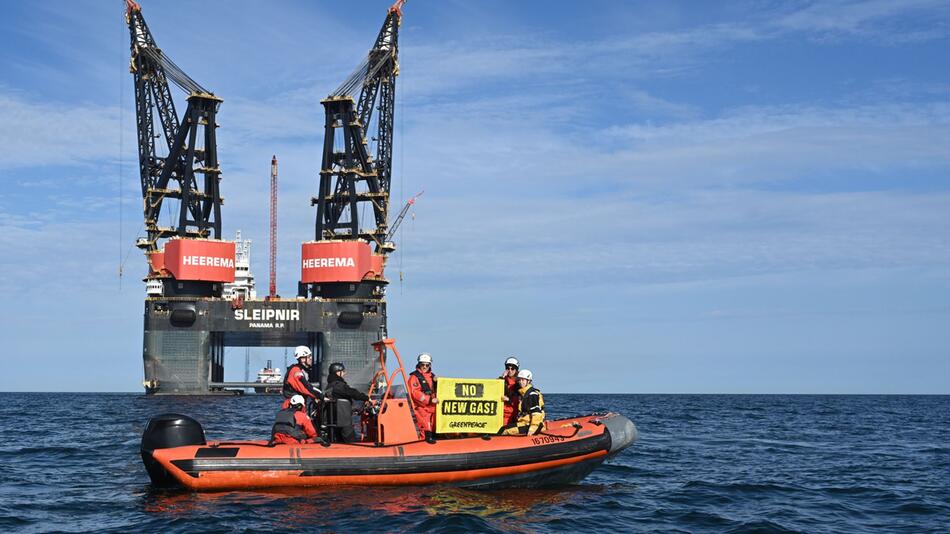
1 391 948 396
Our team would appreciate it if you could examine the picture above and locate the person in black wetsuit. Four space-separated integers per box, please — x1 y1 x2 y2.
326 362 374 443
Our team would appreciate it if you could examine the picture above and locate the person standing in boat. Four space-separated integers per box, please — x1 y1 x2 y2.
326 362 374 443
281 346 325 410
501 369 545 436
499 356 521 428
270 395 320 445
408 353 438 443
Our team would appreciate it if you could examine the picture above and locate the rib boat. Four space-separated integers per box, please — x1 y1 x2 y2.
140 340 638 490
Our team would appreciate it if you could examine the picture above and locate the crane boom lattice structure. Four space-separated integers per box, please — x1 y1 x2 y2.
298 0 408 385
126 0 223 254
386 190 423 242
269 156 278 298
126 1 400 396
313 1 403 250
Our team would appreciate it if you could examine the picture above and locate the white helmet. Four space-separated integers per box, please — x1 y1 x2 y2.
504 356 519 368
417 353 432 365
289 394 306 408
294 346 312 360
517 369 533 381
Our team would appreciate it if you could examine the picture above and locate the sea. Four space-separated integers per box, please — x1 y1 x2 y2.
0 393 947 533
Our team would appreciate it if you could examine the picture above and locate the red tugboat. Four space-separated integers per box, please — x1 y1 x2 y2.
141 340 638 490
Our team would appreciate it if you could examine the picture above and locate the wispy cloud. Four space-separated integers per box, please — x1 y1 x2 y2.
775 0 950 42
601 102 950 185
392 189 950 290
3 0 950 392
0 91 120 169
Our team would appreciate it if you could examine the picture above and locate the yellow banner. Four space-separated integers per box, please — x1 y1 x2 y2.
435 378 504 434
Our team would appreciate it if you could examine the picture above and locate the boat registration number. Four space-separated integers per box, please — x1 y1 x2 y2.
532 435 565 445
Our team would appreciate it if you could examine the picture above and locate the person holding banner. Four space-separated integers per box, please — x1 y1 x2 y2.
408 352 438 443
499 356 521 428
501 369 546 436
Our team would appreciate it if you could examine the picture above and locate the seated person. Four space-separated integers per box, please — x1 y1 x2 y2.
500 369 546 435
270 394 320 445
326 362 374 443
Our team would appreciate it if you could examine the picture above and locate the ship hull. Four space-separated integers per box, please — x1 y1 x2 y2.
143 298 384 395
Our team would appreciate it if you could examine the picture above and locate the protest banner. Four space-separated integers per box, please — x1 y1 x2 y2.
435 378 504 433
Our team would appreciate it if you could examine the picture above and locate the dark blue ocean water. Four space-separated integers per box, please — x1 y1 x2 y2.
0 393 948 533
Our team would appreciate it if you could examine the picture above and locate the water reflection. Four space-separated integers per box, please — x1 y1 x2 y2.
141 483 605 529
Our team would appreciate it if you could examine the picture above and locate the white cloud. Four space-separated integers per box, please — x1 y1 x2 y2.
775 0 950 42
391 189 950 290
599 102 950 186
0 92 120 169
3 0 950 392
624 89 699 119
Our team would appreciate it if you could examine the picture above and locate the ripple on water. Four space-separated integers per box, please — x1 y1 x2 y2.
724 519 798 534
0 393 948 532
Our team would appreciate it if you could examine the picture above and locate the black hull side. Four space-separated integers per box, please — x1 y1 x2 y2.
450 456 608 489
169 432 612 479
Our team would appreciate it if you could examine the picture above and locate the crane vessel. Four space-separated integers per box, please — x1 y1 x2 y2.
127 0 404 394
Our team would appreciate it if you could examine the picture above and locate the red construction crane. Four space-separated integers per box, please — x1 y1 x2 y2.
269 155 278 298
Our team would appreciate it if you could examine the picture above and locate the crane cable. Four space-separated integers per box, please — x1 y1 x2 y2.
118 3 146 288
398 54 406 293
119 3 124 289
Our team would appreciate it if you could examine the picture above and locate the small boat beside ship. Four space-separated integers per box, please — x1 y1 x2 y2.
141 411 636 490
140 339 638 490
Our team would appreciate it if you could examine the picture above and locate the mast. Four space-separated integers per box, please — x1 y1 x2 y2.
269 155 278 298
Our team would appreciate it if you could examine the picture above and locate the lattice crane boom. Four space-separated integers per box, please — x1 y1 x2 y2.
269 155 278 298
313 0 404 252
126 0 223 254
386 190 423 243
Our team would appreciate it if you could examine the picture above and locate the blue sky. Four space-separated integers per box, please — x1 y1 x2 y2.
1 0 948 393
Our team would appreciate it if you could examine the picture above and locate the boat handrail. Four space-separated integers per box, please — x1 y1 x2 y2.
372 338 421 440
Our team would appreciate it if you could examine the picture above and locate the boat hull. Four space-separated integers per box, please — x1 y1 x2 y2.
143 413 637 490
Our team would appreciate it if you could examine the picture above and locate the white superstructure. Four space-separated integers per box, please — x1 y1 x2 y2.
254 360 282 394
222 230 257 300
145 278 163 297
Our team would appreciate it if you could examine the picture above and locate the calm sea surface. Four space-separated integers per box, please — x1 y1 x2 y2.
0 393 947 533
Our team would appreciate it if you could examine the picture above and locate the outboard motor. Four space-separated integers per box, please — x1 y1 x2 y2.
141 413 206 487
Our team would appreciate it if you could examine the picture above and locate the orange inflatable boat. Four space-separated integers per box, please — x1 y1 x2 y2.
140 340 638 490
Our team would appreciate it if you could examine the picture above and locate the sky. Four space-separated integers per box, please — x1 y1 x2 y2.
0 0 948 393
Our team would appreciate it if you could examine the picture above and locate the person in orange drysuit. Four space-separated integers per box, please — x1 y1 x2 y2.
408 352 438 443
499 356 521 428
281 345 325 409
270 395 320 445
